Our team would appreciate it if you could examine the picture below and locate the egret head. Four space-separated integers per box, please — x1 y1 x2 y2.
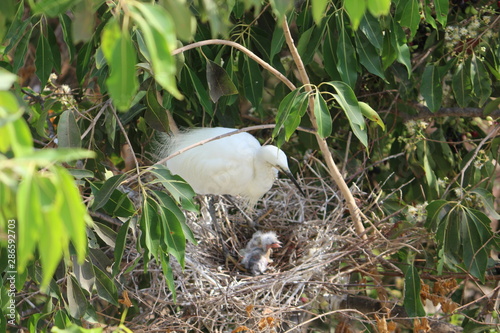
258 145 305 196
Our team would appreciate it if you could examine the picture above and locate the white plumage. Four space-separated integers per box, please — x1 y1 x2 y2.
158 127 302 207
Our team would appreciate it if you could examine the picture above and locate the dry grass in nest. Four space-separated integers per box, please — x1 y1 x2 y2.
122 174 417 332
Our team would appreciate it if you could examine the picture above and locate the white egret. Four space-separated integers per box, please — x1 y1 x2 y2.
241 231 281 275
158 127 304 207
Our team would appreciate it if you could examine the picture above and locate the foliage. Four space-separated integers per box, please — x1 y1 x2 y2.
0 0 499 331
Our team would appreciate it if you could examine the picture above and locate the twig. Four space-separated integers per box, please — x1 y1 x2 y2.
172 39 296 91
281 16 366 240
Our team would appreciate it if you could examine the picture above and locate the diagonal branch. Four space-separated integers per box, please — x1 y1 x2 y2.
281 17 366 240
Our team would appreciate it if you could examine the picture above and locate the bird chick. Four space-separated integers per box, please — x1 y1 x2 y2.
241 231 281 275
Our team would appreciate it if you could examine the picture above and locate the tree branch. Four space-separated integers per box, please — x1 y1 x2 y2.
281 17 366 240
401 105 500 121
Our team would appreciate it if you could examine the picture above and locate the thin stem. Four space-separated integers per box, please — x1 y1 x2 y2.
281 16 366 240
172 39 296 91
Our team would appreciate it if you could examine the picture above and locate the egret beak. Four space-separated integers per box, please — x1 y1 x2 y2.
279 167 306 196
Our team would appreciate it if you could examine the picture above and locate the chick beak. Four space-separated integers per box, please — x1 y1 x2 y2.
269 241 282 249
279 167 306 196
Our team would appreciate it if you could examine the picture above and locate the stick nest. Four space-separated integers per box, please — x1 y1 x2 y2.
124 174 401 332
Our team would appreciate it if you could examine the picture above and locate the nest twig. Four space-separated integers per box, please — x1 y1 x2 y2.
118 169 434 332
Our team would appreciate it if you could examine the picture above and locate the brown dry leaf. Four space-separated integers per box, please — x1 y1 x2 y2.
245 305 254 317
441 299 459 314
433 278 458 296
258 316 277 330
413 318 430 332
118 290 133 308
387 320 397 332
121 143 135 172
375 314 388 333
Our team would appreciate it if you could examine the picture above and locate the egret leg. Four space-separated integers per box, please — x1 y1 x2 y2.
207 196 230 256
222 195 256 227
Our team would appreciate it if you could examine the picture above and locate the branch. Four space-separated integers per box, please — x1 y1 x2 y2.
172 39 296 91
401 105 500 121
281 17 366 240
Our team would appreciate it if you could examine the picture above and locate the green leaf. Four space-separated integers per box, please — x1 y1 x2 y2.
31 0 81 17
367 0 391 17
57 168 89 263
72 0 95 43
390 19 412 77
359 13 383 51
76 41 93 84
470 189 500 220
359 102 385 130
72 255 95 293
94 265 119 306
354 31 386 80
132 3 182 99
483 97 500 116
47 23 61 73
269 0 293 22
312 0 328 24
160 252 177 302
162 0 196 42
470 55 492 107
336 22 358 88
102 21 139 111
112 220 130 276
452 61 472 107
242 56 263 109
273 89 307 139
139 199 162 260
323 23 340 80
67 275 89 319
91 174 127 211
284 92 309 140
149 165 197 211
12 28 32 73
185 66 213 116
461 209 488 282
59 13 76 62
93 222 117 248
157 203 186 268
0 68 18 90
327 81 364 128
343 0 366 30
403 264 426 317
151 190 197 245
313 90 332 139
397 0 420 40
424 200 449 230
423 0 437 30
206 60 238 103
57 110 82 148
14 148 94 164
434 0 448 27
35 33 54 85
326 81 368 147
421 64 442 112
17 173 43 273
144 89 169 132
270 24 285 62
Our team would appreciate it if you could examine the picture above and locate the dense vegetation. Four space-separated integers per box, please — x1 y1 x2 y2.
1 0 499 331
